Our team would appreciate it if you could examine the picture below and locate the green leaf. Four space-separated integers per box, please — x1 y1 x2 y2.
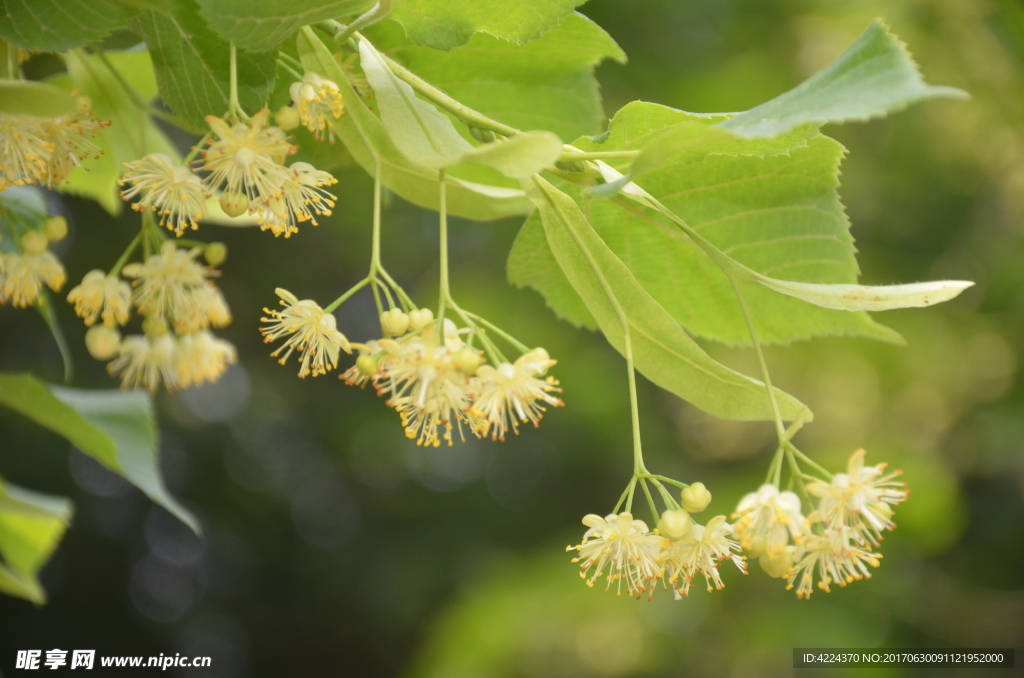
0 80 75 117
0 0 136 51
49 386 200 534
0 374 200 533
137 0 278 131
360 39 562 177
297 27 533 220
523 175 811 422
0 477 72 604
720 20 968 138
754 279 975 311
389 0 585 50
371 13 624 141
511 102 903 346
195 0 374 52
359 38 473 169
54 50 179 214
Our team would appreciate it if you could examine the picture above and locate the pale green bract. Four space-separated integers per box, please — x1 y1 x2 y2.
0 80 75 117
0 478 72 604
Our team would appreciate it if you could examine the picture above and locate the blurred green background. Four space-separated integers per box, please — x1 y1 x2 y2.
2 0 1023 676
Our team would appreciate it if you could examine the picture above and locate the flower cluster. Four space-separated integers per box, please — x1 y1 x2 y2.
347 309 563 447
0 96 109 189
567 489 746 601
732 449 908 598
0 224 67 307
288 72 345 142
121 87 343 239
67 241 236 392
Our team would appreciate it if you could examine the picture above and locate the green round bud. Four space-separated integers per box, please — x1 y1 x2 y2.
380 308 410 337
142 314 169 337
356 354 379 376
85 326 121 360
657 508 692 540
275 105 301 131
408 308 434 332
204 242 228 267
745 535 767 558
452 347 483 376
469 126 496 143
43 216 69 242
219 192 250 218
20 230 48 255
681 482 712 513
759 549 796 579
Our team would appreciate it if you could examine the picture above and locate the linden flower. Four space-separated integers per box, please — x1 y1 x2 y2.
122 242 225 331
258 162 338 235
659 515 746 598
732 484 807 557
290 72 344 142
567 513 664 599
200 109 295 208
66 269 132 327
175 331 237 388
44 99 110 186
0 114 51 187
786 526 881 599
107 334 178 392
0 250 66 307
260 288 350 377
120 153 210 235
341 340 385 388
172 284 232 334
472 348 563 441
808 449 908 545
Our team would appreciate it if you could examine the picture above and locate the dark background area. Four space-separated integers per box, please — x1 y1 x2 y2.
2 0 1024 676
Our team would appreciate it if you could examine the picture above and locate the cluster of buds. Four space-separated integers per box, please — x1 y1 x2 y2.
119 72 345 239
0 96 109 189
0 217 68 307
568 483 748 600
66 241 236 392
343 308 563 447
731 449 908 598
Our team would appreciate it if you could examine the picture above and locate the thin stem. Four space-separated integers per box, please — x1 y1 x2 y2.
183 133 210 165
613 477 637 514
278 51 303 69
644 474 689 491
277 59 303 81
370 160 383 271
228 44 249 121
729 276 786 442
464 312 530 353
640 479 659 523
437 168 449 322
648 478 679 511
766 444 786 486
785 447 816 510
370 279 384 315
789 444 833 480
335 0 393 45
558 150 640 163
324 276 370 312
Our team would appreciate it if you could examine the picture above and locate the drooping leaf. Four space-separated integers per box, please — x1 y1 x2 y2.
358 38 474 169
0 0 136 51
137 0 279 131
510 102 903 345
0 478 72 604
0 80 75 117
195 0 375 52
371 13 625 141
720 20 968 138
297 27 533 220
0 374 199 533
361 39 562 177
523 175 811 422
52 50 179 214
389 0 585 50
594 161 973 312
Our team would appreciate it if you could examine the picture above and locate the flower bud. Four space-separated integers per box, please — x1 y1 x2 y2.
204 242 228 267
356 354 378 376
275 105 301 131
219 192 249 218
85 326 121 360
20 230 48 255
452 347 483 375
380 308 410 337
745 535 767 558
681 482 712 513
759 548 797 579
469 126 496 143
142 314 169 337
408 308 434 331
657 508 692 540
43 216 69 242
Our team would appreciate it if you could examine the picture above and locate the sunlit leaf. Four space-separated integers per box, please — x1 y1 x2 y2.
523 175 811 422
0 478 72 604
0 0 136 51
720 20 968 138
